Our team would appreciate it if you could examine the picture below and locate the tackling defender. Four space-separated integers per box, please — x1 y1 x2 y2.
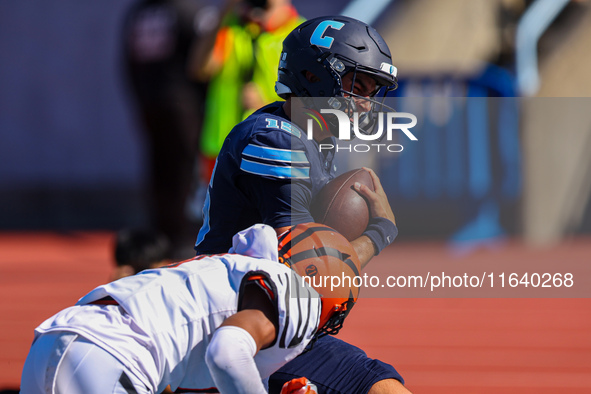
195 16 409 394
20 224 357 393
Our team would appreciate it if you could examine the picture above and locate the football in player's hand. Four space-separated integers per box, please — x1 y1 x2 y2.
310 168 374 241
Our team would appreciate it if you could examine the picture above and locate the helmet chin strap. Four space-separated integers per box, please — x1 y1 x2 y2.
351 87 400 137
325 93 393 140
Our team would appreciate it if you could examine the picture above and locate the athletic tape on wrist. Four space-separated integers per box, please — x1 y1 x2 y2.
363 217 398 255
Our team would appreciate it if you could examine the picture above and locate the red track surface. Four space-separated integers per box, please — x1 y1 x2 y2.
1 232 590 393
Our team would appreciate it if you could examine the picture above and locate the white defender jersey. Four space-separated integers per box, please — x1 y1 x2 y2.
34 224 322 393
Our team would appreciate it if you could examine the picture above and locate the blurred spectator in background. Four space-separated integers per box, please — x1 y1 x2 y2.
112 227 172 281
123 0 222 258
190 0 304 202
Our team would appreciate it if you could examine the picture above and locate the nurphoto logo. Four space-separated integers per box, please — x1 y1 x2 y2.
305 108 418 153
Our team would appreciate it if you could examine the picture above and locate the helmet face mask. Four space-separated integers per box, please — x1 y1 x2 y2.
328 68 397 138
318 298 355 337
276 16 398 138
277 223 361 337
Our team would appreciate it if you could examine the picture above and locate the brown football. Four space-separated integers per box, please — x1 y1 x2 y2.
310 168 374 241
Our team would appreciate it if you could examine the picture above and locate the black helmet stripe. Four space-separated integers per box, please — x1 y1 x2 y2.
343 257 360 278
289 247 360 277
278 225 334 258
290 245 344 261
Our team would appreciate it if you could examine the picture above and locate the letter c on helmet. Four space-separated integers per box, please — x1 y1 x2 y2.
310 20 345 49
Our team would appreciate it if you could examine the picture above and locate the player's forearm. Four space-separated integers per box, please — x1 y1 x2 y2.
206 326 267 393
352 235 376 269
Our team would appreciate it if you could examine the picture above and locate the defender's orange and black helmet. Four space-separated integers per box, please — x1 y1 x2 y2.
278 223 361 336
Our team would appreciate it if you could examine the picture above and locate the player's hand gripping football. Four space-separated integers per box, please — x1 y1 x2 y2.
280 377 318 394
353 167 396 226
350 167 397 266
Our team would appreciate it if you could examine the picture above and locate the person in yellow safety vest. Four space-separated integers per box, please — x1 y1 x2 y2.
195 0 304 184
